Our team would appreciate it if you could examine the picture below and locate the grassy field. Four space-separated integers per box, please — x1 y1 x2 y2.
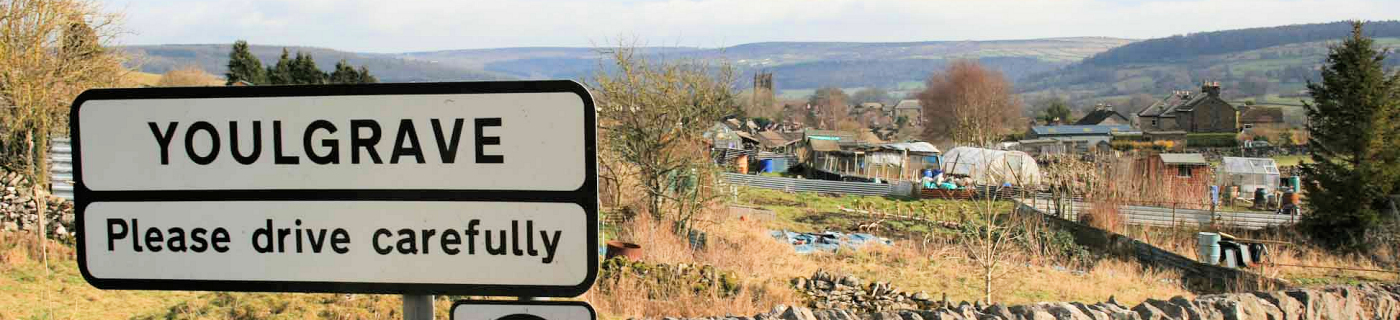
1272 155 1313 166
723 188 1190 306
0 232 457 320
41 185 1399 319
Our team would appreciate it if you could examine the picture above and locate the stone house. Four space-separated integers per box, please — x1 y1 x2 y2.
1239 106 1286 130
894 100 922 126
1074 105 1131 126
1137 82 1239 133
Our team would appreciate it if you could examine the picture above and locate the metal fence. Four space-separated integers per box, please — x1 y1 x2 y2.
721 172 894 196
49 137 74 200
1018 197 1297 230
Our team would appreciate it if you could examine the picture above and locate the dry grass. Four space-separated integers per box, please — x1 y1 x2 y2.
588 185 1194 319
586 208 806 319
1130 226 1399 286
801 237 1190 306
0 231 462 320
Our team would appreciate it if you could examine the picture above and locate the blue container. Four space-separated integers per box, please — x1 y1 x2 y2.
1210 185 1220 204
1289 176 1301 190
922 169 934 178
760 159 775 173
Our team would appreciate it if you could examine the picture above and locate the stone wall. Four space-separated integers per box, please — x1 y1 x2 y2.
659 284 1400 320
0 169 76 240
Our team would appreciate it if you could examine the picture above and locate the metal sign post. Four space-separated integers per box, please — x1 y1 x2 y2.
404 295 434 320
70 81 600 301
452 300 594 320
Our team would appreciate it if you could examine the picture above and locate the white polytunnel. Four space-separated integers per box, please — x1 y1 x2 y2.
939 147 1041 186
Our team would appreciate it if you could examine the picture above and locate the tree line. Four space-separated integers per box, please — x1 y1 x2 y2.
1084 20 1400 66
224 40 377 86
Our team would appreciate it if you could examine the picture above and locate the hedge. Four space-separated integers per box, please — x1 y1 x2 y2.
1187 133 1240 148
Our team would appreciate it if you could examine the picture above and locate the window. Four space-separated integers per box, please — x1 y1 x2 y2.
1177 165 1192 178
1151 119 1158 127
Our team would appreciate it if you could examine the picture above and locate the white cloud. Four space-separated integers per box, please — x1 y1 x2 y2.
100 0 1400 52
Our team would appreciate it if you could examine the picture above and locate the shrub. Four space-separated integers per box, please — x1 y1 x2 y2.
1111 133 1145 142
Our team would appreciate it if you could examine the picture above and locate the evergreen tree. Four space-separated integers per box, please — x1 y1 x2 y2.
329 60 361 84
290 52 326 84
224 40 265 85
356 66 378 84
266 49 294 85
1300 21 1400 250
1038 97 1073 125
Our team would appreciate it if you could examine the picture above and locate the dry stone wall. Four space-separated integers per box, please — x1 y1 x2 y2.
655 284 1400 320
0 169 76 240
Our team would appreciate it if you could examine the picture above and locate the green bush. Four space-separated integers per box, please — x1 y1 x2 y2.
1111 133 1145 142
1186 133 1240 148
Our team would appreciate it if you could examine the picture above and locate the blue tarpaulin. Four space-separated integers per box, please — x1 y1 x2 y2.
769 230 893 254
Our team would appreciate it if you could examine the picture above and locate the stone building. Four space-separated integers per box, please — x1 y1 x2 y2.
1136 82 1239 133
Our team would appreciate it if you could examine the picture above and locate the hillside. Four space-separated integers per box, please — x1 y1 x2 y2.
1020 21 1400 111
406 37 1131 89
123 37 1131 90
119 44 512 83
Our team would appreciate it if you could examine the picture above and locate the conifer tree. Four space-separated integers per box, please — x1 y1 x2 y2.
329 60 360 84
356 66 378 84
290 52 326 84
224 40 265 85
1300 21 1400 249
266 49 294 85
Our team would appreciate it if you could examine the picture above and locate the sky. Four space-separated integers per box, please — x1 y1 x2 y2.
100 0 1400 53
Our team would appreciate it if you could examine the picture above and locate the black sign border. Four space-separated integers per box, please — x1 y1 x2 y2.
71 80 599 297
450 300 596 320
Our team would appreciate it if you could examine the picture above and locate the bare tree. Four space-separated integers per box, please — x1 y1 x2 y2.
0 0 127 185
809 86 849 130
588 44 737 221
960 152 1028 305
918 60 1022 147
156 65 220 87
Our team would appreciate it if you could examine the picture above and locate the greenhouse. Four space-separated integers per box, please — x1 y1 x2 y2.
939 147 1042 186
1218 157 1280 194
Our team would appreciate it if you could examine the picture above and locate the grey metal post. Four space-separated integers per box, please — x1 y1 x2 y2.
404 294 434 320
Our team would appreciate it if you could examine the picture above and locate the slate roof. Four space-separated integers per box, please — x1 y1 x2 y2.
1139 93 1193 117
1029 125 1135 136
894 100 921 110
1240 107 1285 124
1159 153 1208 165
1075 109 1130 126
809 139 842 152
758 131 799 147
1139 91 1236 118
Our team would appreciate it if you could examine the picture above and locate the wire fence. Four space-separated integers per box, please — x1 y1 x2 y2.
1019 195 1299 230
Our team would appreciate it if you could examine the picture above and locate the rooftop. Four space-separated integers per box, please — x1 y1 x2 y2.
1159 153 1208 165
894 99 921 110
1029 124 1134 136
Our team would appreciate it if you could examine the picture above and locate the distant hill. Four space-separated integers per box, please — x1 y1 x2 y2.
123 37 1131 90
1019 21 1400 112
399 37 1131 89
119 44 512 83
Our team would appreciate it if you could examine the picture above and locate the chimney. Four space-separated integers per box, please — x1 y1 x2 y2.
1202 81 1221 97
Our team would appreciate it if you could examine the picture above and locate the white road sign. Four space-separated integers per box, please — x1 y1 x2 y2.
452 300 595 320
72 81 598 296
